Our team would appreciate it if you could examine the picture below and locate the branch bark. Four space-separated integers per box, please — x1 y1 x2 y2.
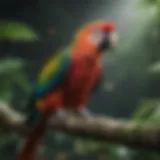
0 101 26 131
0 101 160 151
51 116 160 151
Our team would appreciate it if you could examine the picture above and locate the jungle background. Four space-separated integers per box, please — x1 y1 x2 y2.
0 0 160 159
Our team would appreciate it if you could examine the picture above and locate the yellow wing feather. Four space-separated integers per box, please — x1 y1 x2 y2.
38 53 62 84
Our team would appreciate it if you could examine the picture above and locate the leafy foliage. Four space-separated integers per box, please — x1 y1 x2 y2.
142 0 158 6
0 58 31 102
149 62 160 73
0 21 38 41
0 21 34 158
0 58 32 160
0 5 160 159
141 0 160 15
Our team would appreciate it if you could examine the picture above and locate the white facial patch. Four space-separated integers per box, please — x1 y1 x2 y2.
88 29 106 46
110 32 118 48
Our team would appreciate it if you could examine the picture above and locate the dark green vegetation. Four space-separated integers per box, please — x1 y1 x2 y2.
0 0 160 159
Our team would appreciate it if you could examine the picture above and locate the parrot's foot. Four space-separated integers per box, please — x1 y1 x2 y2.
48 108 70 126
78 108 93 118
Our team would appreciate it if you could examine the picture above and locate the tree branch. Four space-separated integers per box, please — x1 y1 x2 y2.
0 101 26 131
51 116 160 151
0 101 160 151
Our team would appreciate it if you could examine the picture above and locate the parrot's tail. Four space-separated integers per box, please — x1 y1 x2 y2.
17 120 46 160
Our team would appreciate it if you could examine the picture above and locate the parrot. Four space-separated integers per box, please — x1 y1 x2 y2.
17 20 118 160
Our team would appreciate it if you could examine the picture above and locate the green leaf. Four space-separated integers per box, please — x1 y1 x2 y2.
73 139 109 154
0 21 38 41
0 58 31 102
140 0 158 7
12 71 31 93
0 58 26 75
149 62 160 73
109 146 132 160
146 105 160 124
132 99 159 120
138 0 160 16
0 91 13 103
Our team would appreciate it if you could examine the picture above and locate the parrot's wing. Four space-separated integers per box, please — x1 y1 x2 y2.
33 52 72 98
26 50 72 126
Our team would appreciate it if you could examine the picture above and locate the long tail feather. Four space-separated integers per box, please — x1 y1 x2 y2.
18 120 46 160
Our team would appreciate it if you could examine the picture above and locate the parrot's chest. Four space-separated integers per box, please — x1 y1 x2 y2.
67 56 100 91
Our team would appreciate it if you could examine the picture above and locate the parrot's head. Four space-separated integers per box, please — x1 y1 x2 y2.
89 21 118 52
76 21 118 52
99 21 118 50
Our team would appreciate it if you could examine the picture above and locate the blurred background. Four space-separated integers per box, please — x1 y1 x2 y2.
0 0 160 159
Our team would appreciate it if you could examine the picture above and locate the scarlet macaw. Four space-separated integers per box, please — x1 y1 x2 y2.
18 20 118 160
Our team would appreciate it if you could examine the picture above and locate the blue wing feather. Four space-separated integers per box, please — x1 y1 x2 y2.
27 52 72 125
34 52 72 98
